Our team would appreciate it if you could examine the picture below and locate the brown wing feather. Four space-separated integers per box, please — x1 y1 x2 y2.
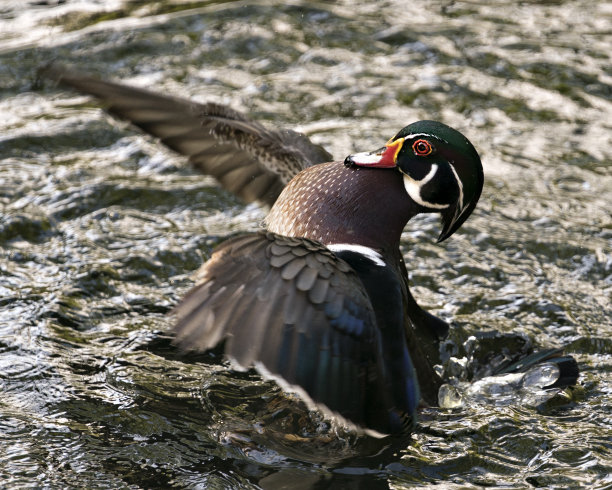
171 231 386 430
41 64 332 206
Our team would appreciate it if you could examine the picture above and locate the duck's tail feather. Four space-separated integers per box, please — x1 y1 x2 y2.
493 347 579 389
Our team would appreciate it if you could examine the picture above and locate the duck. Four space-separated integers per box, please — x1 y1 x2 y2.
41 66 574 436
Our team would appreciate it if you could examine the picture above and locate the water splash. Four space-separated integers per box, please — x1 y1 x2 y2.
439 363 565 409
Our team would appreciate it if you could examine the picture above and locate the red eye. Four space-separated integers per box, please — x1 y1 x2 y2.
412 139 433 156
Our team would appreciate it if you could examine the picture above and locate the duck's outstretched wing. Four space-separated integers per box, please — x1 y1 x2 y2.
172 231 418 435
41 65 332 206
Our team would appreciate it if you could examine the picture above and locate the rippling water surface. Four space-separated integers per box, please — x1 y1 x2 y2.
1 0 610 488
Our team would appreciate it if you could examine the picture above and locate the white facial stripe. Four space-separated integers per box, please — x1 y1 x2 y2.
327 243 385 267
402 164 449 210
407 133 449 144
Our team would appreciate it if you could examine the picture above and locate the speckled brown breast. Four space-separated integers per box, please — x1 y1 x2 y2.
265 161 419 251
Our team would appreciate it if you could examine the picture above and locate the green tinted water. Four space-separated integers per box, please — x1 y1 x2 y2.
1 1 610 488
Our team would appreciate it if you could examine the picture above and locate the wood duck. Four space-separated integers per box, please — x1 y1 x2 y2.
43 67 486 436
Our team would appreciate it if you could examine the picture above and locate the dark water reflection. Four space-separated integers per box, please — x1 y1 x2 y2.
1 0 610 488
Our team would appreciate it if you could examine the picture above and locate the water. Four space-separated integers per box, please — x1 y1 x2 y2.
1 0 610 487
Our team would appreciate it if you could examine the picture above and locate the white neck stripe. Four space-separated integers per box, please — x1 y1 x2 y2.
448 163 465 215
327 244 385 267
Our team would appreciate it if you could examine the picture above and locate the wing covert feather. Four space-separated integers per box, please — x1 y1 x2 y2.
171 231 385 430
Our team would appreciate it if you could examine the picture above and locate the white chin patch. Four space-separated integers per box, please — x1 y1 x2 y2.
402 164 449 210
327 243 385 267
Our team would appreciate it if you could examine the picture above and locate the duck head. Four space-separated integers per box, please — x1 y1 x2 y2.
344 120 484 242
